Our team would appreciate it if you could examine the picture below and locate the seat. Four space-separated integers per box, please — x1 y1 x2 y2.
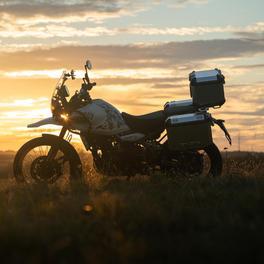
122 110 165 134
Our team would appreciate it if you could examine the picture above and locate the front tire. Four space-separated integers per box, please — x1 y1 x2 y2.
13 137 82 184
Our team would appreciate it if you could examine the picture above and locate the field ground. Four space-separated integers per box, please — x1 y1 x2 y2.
0 151 15 179
0 151 263 263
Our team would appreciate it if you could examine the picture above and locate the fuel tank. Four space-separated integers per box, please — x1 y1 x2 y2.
70 99 130 135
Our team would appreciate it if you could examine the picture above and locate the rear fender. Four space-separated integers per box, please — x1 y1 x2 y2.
210 116 232 145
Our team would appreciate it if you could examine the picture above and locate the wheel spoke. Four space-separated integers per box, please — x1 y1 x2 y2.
14 137 82 186
18 144 67 184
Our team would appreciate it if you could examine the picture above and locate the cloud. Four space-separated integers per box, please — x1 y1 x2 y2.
1 68 180 80
96 77 185 86
0 98 48 108
234 22 264 40
0 40 79 53
233 64 264 69
0 0 213 41
0 0 219 47
0 0 262 49
0 21 263 40
164 0 208 8
0 1 126 20
0 0 206 25
0 38 263 71
0 0 207 19
126 22 264 37
0 108 51 120
0 25 119 39
223 107 264 117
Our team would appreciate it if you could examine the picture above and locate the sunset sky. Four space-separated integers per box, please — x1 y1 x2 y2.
0 0 263 151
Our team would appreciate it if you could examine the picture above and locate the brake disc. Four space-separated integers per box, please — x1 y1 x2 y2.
30 156 62 183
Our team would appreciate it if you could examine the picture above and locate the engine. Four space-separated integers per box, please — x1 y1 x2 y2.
92 139 162 176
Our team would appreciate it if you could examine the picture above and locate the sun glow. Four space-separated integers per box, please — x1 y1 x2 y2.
0 98 48 107
0 109 51 120
3 68 176 80
4 69 65 79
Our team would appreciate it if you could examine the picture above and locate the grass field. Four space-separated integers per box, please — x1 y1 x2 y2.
0 151 263 263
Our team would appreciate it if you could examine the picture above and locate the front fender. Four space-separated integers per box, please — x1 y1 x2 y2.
28 117 62 128
28 115 90 131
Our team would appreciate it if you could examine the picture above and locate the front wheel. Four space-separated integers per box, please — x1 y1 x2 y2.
13 137 82 184
161 143 222 177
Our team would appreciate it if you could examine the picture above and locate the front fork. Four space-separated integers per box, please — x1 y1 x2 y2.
46 127 67 161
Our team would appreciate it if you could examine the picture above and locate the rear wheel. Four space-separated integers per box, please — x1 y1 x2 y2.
203 143 222 177
13 137 82 184
161 143 222 177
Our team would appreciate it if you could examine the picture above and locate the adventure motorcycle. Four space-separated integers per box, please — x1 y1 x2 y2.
13 60 231 184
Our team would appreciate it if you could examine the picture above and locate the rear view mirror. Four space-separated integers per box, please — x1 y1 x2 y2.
85 60 92 70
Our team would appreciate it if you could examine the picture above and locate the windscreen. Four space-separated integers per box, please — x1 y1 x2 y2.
51 71 66 117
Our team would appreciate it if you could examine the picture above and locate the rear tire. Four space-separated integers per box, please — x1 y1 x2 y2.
203 143 222 177
161 143 222 177
13 137 82 184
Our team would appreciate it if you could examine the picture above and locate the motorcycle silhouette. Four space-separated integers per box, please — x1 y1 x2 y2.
13 60 231 184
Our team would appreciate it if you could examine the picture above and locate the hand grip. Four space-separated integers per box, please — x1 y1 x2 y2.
81 82 96 91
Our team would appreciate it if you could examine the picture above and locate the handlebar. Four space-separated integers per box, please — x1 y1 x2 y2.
90 82 96 87
61 62 96 101
62 68 96 91
81 82 96 91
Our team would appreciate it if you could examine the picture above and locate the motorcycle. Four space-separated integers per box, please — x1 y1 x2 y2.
13 60 231 184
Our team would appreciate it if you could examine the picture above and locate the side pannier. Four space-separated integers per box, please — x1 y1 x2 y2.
165 112 212 150
164 99 195 116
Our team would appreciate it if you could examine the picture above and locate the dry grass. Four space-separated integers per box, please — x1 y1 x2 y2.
0 151 263 263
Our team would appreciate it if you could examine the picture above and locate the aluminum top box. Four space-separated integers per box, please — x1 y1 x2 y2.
189 69 225 108
189 69 225 84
